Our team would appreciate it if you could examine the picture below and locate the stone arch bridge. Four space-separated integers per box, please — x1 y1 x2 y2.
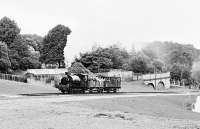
143 72 170 90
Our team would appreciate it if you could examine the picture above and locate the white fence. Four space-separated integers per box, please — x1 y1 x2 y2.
98 70 171 82
98 69 133 81
143 72 170 81
25 68 68 86
0 73 27 83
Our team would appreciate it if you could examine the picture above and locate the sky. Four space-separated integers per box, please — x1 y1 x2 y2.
1 0 200 65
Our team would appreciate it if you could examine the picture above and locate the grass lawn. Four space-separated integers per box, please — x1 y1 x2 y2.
0 80 200 128
79 95 200 120
0 79 59 95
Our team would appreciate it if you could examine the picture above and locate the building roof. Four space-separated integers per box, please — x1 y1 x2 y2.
26 68 68 75
26 62 92 76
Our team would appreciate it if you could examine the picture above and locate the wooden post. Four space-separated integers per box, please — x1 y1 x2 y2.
154 66 157 90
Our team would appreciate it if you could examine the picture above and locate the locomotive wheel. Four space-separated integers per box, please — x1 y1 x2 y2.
97 88 102 93
89 89 93 94
60 77 68 85
68 89 72 94
106 90 110 93
113 88 117 93
81 89 85 94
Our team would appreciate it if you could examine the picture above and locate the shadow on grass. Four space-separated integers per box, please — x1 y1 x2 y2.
119 91 179 94
19 91 180 96
19 93 63 96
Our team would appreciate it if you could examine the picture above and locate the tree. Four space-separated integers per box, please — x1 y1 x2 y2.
191 62 200 84
76 47 113 73
8 35 28 70
19 57 41 70
0 59 11 73
0 17 41 71
141 41 196 84
170 63 192 85
40 24 71 68
75 44 130 73
129 53 149 74
169 50 193 68
142 47 157 60
152 59 164 72
0 42 11 72
22 34 43 52
22 34 43 69
0 17 20 46
108 44 129 69
168 47 194 84
8 35 41 70
170 64 182 81
141 41 199 71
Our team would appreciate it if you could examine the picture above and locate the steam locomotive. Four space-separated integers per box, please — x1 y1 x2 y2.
54 73 121 94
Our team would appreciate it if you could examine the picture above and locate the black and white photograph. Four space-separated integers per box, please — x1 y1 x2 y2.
1 0 200 129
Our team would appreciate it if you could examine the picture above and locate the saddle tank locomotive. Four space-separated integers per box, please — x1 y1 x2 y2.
55 73 121 94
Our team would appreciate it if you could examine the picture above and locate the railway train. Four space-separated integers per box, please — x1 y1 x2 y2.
54 73 121 94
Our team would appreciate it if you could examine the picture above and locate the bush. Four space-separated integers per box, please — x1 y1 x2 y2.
0 58 11 73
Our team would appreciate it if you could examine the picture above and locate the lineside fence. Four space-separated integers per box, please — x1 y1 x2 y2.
0 73 27 83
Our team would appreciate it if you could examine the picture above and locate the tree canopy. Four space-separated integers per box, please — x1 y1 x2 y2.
0 17 20 46
0 42 11 72
0 17 44 71
74 41 200 86
40 24 71 68
8 35 41 70
141 41 197 84
0 16 74 72
75 44 130 73
76 47 113 73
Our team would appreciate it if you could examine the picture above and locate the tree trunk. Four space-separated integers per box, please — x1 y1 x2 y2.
58 61 61 68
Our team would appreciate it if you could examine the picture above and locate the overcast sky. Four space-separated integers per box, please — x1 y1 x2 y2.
1 0 200 64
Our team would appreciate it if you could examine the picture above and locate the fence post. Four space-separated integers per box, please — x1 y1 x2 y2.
0 73 27 83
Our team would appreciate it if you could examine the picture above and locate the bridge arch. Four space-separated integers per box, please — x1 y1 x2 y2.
147 83 155 89
157 81 165 90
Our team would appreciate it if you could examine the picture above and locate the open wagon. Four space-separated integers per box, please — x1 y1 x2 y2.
55 73 121 94
97 75 121 93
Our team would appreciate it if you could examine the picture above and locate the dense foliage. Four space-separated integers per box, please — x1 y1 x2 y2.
0 17 73 72
75 47 113 73
22 34 43 53
40 24 71 68
0 17 20 46
75 41 200 85
0 42 11 72
75 45 129 73
141 42 197 84
0 17 43 72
